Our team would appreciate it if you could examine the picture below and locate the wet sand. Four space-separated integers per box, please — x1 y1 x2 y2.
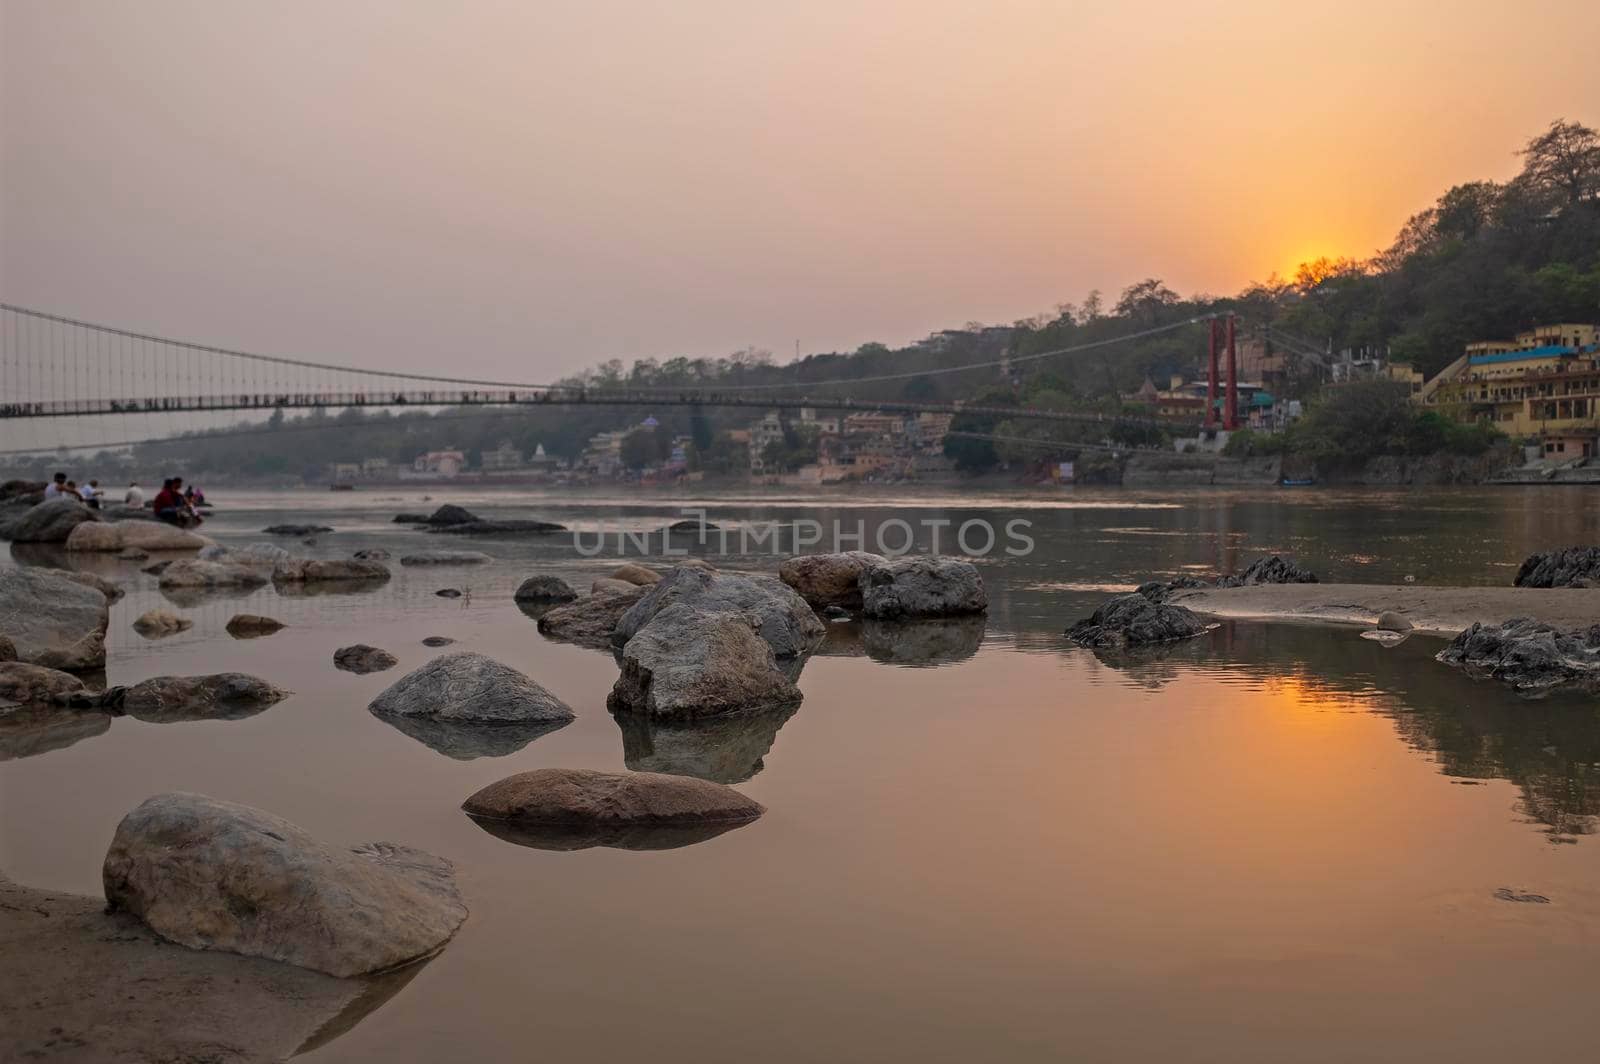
1170 583 1600 634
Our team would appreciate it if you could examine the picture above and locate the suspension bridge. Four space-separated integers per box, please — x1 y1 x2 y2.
0 302 1218 452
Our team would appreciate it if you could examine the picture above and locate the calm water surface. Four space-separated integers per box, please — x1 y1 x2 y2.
5 484 1600 1062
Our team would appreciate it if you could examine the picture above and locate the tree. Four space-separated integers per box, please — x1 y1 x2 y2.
1114 279 1180 323
1517 119 1600 208
620 427 667 470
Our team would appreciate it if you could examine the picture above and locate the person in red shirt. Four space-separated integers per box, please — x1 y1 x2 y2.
152 478 181 524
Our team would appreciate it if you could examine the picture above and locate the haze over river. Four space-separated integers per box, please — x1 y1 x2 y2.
6 484 1600 1062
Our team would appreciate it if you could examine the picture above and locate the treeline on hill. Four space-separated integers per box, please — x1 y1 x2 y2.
109 119 1600 480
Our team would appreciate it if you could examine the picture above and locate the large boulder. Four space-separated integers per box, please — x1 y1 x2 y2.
132 608 193 638
613 566 825 658
48 568 125 603
461 768 764 851
102 793 468 977
1215 555 1319 587
1065 593 1210 649
536 584 650 648
779 551 886 610
399 551 491 566
0 661 87 704
157 559 271 590
115 673 288 723
198 542 293 566
1436 619 1600 693
859 556 988 620
0 568 110 670
272 558 391 584
514 574 578 603
65 521 211 552
369 651 574 728
2 498 100 543
609 605 803 719
334 644 399 674
1513 546 1600 588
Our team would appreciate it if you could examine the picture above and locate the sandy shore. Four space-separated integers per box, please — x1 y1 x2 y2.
1168 583 1600 635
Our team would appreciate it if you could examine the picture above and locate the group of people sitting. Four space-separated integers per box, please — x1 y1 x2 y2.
42 471 206 527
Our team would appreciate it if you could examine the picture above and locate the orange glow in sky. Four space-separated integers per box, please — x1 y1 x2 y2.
3 0 1599 377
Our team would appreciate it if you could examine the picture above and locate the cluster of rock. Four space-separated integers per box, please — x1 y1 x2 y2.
1513 547 1600 588
1436 619 1600 693
778 551 988 619
1130 555 1320 603
0 497 101 543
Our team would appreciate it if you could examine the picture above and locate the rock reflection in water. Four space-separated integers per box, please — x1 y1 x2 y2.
0 873 426 1063
0 705 114 760
814 615 987 667
613 702 800 783
272 577 391 599
466 813 756 852
374 714 571 760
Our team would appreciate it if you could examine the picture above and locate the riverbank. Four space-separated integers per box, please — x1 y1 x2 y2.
1170 583 1600 634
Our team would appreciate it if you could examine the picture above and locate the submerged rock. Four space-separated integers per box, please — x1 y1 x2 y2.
117 673 288 722
435 588 463 598
369 652 574 728
421 636 456 647
514 574 578 603
613 565 825 658
117 547 150 561
392 512 429 524
198 541 292 566
158 559 270 590
0 568 110 670
226 614 286 638
428 519 566 535
66 521 211 552
1 498 100 543
536 584 650 648
1215 555 1319 587
353 547 391 560
333 644 399 674
272 558 391 584
663 518 720 534
1436 619 1600 693
399 550 491 566
1065 593 1210 649
1376 610 1413 633
610 605 803 718
859 556 988 619
779 550 886 610
133 608 193 638
262 524 333 536
461 768 764 851
102 793 468 978
0 661 87 704
1513 546 1600 588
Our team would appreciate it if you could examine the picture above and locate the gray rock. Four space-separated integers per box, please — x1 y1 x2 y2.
1 497 100 543
1376 610 1413 633
609 562 661 586
663 518 721 534
353 548 391 560
1065 593 1210 648
272 558 391 584
421 635 456 647
592 576 637 595
0 568 110 670
333 644 399 674
1436 619 1600 693
0 634 14 661
52 568 125 603
779 550 886 610
609 605 803 718
66 521 211 552
428 519 566 535
537 584 651 648
423 504 478 525
99 503 158 522
102 793 468 977
0 661 87 704
157 559 271 590
1514 547 1600 588
198 541 293 566
461 768 764 851
399 550 491 566
133 608 193 638
226 614 286 638
1215 555 1319 587
613 566 825 658
435 588 463 598
514 574 578 603
1133 575 1212 603
392 512 429 524
261 524 333 536
859 556 988 619
116 548 150 561
369 651 574 728
117 673 288 722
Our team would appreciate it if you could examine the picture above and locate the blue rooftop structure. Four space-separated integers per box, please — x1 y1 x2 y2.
1467 344 1600 365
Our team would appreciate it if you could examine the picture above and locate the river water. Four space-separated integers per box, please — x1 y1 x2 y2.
5 484 1600 1062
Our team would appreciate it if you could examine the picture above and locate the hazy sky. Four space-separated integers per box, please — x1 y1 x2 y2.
4 0 1599 383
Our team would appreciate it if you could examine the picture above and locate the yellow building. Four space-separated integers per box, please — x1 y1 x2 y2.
1421 324 1600 457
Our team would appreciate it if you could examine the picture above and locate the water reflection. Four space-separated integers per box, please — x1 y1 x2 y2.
372 714 571 761
815 615 987 667
0 705 113 760
613 703 799 784
465 813 757 852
